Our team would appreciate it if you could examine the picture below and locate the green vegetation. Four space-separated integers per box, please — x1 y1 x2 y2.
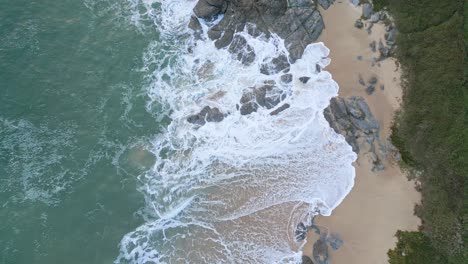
375 0 468 263
388 231 448 264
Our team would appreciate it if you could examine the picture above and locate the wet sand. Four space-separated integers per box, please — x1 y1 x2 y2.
302 2 421 263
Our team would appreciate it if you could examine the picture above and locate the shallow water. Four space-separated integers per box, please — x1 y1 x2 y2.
0 1 356 263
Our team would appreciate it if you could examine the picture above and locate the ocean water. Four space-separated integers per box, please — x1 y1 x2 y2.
0 0 356 263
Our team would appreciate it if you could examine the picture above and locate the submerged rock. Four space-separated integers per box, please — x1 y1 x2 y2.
280 73 293 84
260 54 290 75
327 233 344 251
378 40 390 57
354 19 364 29
323 96 379 153
299 76 311 83
302 255 314 264
228 34 256 65
193 0 228 21
313 238 330 264
239 85 285 115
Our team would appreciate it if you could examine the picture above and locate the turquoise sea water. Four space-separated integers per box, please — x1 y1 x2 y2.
1 1 357 263
0 1 159 263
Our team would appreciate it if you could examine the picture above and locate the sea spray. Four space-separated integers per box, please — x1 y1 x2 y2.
117 0 356 262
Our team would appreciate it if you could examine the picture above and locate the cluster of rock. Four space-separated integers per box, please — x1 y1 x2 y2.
187 0 331 126
323 96 385 171
189 0 326 62
295 216 343 264
352 1 397 59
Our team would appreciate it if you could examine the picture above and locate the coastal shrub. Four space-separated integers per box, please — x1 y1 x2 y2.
382 0 467 263
387 231 448 264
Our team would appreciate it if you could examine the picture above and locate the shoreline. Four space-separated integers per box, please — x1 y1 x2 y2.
302 2 421 263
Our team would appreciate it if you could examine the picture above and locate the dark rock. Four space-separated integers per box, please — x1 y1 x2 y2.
354 19 364 29
357 55 363 61
260 54 290 75
313 239 330 264
327 233 343 251
299 77 311 83
380 84 385 90
369 40 376 52
317 0 335 10
270 103 290 115
295 222 307 241
302 255 314 264
316 64 322 73
187 106 225 125
366 85 375 95
349 0 359 6
370 13 380 23
228 35 256 65
362 3 373 20
193 0 228 21
378 40 390 57
280 74 293 84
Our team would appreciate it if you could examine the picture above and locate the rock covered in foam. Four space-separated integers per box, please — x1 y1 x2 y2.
239 85 285 115
187 106 225 125
191 0 324 62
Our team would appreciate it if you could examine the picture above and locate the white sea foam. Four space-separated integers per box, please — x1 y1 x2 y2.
118 1 356 263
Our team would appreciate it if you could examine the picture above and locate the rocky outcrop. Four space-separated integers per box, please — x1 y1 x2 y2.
190 0 325 62
317 0 335 10
324 96 385 171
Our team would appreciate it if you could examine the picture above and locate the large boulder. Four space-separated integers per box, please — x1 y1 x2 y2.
313 238 330 264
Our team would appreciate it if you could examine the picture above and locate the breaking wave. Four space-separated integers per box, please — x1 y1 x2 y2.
117 0 356 262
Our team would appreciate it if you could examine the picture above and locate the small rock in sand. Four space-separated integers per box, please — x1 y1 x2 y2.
354 19 364 29
369 40 377 52
358 75 366 86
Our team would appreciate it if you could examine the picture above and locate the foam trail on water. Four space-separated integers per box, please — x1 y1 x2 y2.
117 1 356 263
